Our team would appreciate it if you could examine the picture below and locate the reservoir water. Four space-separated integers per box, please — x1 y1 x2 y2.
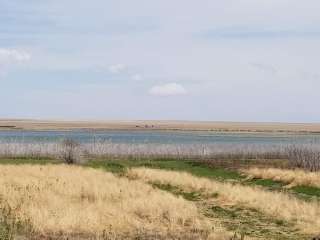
0 130 319 145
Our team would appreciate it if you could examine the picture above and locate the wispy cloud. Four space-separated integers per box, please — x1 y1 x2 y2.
250 62 277 75
0 48 31 63
108 64 127 74
0 48 31 78
149 83 187 97
131 74 143 81
202 27 320 39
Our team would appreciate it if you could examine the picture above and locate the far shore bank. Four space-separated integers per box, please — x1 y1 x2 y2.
1 119 320 134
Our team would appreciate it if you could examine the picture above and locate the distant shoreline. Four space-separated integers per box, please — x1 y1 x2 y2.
1 119 320 134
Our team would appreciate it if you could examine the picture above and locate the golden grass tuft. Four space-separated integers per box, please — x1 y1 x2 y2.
242 167 320 188
0 165 228 239
128 168 320 235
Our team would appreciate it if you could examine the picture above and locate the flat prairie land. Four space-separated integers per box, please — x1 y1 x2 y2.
1 119 320 133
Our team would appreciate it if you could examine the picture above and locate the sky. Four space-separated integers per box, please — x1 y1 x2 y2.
1 0 320 122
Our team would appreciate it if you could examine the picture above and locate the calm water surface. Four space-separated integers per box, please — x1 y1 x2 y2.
0 130 319 145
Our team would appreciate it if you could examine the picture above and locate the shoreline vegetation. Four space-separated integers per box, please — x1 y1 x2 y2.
1 119 320 133
0 141 319 170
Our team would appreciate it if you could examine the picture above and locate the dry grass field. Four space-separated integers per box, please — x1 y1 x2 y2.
1 119 320 132
1 157 320 239
243 167 320 188
0 165 233 240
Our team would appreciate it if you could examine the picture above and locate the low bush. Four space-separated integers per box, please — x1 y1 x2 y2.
60 139 83 164
286 145 320 171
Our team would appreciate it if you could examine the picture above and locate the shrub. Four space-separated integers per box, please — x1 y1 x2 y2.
286 145 320 171
60 139 83 164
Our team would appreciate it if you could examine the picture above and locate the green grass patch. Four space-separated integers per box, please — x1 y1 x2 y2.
244 176 320 199
247 178 286 190
291 185 320 198
206 205 309 240
151 182 202 201
185 161 244 180
0 158 60 165
86 158 244 181
87 160 127 174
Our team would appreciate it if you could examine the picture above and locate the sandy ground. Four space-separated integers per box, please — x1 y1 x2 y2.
1 119 320 133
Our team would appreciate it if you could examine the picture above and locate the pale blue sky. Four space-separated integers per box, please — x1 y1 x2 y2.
1 0 320 122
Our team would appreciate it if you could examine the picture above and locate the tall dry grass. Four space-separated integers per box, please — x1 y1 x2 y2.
0 141 287 160
242 167 320 188
128 168 320 235
0 165 227 239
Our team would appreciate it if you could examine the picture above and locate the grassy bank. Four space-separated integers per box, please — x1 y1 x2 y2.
0 157 320 239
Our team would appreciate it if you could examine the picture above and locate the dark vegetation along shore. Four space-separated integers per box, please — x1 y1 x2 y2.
0 138 320 240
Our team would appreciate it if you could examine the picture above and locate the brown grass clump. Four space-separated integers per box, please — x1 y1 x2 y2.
242 167 320 188
128 168 320 235
0 165 224 239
